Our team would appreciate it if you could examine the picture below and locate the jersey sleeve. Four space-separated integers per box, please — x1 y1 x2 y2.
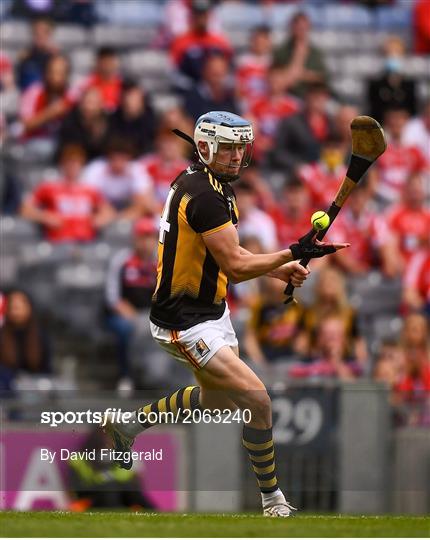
186 190 232 236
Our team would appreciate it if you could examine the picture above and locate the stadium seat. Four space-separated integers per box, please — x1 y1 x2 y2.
70 48 96 75
123 50 171 79
1 216 38 241
101 220 133 243
402 56 430 78
215 2 263 31
53 25 88 48
320 5 373 30
331 77 365 105
0 21 30 47
91 24 157 48
376 4 412 31
94 0 162 26
151 92 181 113
349 273 402 316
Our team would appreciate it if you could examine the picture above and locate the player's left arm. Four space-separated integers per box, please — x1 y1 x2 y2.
238 246 310 287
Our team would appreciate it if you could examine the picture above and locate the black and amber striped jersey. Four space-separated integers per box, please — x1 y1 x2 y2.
150 163 239 330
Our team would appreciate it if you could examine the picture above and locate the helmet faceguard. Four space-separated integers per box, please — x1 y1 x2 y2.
194 111 254 182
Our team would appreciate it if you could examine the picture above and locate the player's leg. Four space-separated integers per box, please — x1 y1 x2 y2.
194 346 295 517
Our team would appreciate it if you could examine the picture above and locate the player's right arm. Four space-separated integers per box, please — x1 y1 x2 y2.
203 224 299 284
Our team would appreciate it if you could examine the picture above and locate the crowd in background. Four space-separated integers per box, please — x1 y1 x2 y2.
0 0 429 425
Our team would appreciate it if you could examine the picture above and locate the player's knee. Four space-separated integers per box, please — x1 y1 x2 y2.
248 389 271 418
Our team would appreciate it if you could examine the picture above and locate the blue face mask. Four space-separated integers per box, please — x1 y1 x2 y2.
385 57 402 73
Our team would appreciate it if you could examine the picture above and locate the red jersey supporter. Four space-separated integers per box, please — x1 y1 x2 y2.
328 182 394 276
235 25 273 109
20 54 75 138
0 52 13 86
79 47 122 112
140 127 189 207
403 249 430 313
267 178 312 249
369 107 426 206
298 136 347 210
163 0 222 40
383 173 430 266
170 0 232 91
247 65 300 161
21 145 113 243
0 292 6 328
413 0 430 54
269 82 334 174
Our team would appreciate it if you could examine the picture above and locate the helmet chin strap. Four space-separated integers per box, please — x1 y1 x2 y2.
206 164 240 183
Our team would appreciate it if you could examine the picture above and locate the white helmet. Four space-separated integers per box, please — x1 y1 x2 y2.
194 111 254 180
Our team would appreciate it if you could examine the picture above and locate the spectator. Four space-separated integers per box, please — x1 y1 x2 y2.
0 159 22 215
383 173 430 271
0 52 19 118
368 107 427 207
298 135 347 210
163 0 222 42
272 12 327 98
328 181 396 277
235 25 273 110
80 47 122 112
104 218 159 394
266 177 312 250
395 313 430 424
298 266 368 368
373 339 406 422
19 54 75 144
403 100 430 159
235 181 278 252
16 17 57 91
170 0 232 92
183 53 238 121
403 248 430 315
84 138 156 218
57 87 109 162
246 65 301 162
367 37 417 122
333 104 359 155
140 126 190 207
21 144 113 243
269 82 334 174
244 276 305 365
290 316 361 380
413 0 430 54
108 81 156 157
0 289 51 391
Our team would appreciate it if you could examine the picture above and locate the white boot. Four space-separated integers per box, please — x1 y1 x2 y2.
262 489 297 517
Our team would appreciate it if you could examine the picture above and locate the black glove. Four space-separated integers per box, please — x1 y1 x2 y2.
289 236 336 260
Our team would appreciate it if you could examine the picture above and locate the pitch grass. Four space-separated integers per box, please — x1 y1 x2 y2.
1 512 429 538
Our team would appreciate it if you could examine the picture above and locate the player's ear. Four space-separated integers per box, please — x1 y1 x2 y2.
198 141 210 160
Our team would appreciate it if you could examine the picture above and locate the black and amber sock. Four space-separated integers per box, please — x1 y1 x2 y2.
136 385 201 430
242 425 278 493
